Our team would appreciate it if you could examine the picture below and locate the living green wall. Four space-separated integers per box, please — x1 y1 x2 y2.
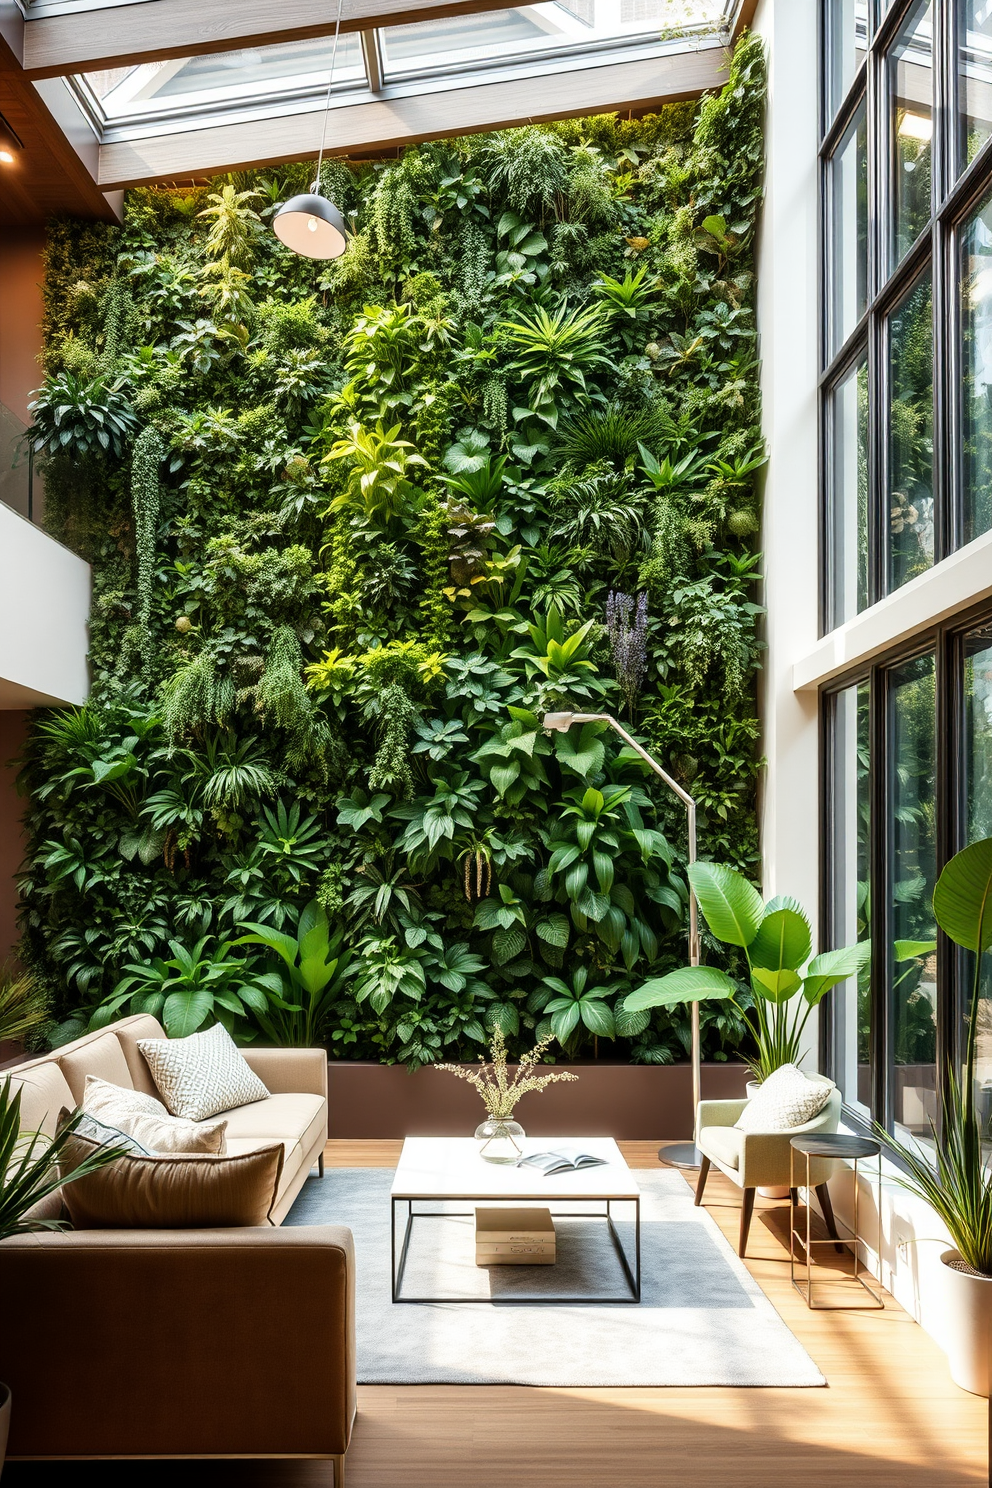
21 36 765 1066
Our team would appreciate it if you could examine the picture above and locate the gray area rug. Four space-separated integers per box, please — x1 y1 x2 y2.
285 1167 825 1387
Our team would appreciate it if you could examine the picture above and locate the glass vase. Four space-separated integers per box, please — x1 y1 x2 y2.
475 1117 525 1164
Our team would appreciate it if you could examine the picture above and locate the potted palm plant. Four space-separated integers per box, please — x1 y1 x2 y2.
625 861 868 1081
0 1076 127 1471
877 837 992 1397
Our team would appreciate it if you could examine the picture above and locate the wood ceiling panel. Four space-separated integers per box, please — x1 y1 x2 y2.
98 45 728 189
23 0 535 79
0 35 117 224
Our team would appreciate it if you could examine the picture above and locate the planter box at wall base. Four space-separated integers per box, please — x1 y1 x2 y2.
325 1061 749 1141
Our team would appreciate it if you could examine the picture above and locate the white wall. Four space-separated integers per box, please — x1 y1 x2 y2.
753 0 982 1353
752 0 821 1059
0 504 90 706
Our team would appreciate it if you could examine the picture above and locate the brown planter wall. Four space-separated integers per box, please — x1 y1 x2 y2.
326 1061 750 1140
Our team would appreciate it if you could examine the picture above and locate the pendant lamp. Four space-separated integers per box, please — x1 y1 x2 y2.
273 0 349 260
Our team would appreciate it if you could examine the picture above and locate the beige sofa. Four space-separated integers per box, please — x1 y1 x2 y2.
0 1014 355 1477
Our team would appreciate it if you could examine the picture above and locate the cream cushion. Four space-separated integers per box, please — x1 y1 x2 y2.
699 1125 743 1170
735 1064 833 1133
219 1093 326 1191
59 1132 284 1229
138 1022 269 1122
5 1062 76 1141
82 1076 228 1155
58 1031 134 1105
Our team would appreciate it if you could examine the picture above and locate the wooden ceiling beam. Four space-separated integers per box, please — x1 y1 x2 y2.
97 45 727 190
22 0 531 80
0 33 117 225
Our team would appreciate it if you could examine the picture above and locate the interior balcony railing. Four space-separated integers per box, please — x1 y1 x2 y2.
0 401 42 526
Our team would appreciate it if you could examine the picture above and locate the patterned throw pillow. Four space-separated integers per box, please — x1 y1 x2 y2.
82 1075 228 1154
138 1022 269 1123
734 1064 832 1133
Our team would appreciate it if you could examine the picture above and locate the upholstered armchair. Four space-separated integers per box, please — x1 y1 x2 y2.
694 1076 843 1256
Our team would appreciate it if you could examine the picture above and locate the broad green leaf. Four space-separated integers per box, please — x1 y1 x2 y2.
580 1000 615 1037
933 837 992 951
162 990 212 1037
492 926 527 965
535 912 569 948
802 941 872 1004
687 862 763 949
750 967 802 1004
894 938 937 961
748 904 811 973
623 965 737 1012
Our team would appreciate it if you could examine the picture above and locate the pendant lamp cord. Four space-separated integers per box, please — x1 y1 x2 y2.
315 0 346 192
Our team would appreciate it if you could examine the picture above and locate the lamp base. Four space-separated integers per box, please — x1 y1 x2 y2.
658 1141 701 1169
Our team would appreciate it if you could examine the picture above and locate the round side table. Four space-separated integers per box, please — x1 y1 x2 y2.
790 1133 884 1310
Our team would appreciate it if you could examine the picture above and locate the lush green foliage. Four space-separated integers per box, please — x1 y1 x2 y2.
21 38 766 1067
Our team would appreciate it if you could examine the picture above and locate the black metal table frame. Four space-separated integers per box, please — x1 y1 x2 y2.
390 1195 641 1304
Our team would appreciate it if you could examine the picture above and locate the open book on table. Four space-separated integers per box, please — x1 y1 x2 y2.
515 1149 608 1175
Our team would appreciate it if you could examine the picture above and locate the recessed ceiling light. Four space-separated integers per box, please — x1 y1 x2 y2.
0 112 23 163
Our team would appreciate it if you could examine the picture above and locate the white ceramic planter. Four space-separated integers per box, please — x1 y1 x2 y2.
0 1382 10 1476
940 1250 992 1396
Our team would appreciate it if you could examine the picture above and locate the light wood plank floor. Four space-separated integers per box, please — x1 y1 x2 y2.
7 1139 987 1487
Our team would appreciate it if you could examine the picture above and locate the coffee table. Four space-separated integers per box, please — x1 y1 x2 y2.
390 1136 641 1304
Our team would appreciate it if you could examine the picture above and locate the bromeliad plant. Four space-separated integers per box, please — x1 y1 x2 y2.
236 899 357 1047
624 862 869 1081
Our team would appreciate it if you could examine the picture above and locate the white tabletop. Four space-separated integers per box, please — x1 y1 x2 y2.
390 1137 640 1201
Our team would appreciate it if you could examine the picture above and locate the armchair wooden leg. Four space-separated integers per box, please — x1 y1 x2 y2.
331 1452 345 1486
739 1187 756 1257
815 1182 844 1254
694 1155 711 1206
318 1152 325 1178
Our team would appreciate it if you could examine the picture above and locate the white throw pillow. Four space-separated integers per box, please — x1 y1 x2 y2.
138 1022 269 1123
734 1064 832 1133
82 1075 228 1154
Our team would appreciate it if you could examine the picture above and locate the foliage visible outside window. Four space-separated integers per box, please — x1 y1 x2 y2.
828 353 868 627
888 0 934 268
888 651 937 1144
960 189 992 545
964 627 992 1126
958 0 992 171
829 100 868 358
887 270 934 592
824 0 870 127
19 40 767 1070
829 680 871 1113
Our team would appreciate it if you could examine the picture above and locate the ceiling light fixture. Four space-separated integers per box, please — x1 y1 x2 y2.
272 0 349 260
0 113 24 166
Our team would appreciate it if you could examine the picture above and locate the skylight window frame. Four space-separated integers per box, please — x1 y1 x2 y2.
69 9 734 144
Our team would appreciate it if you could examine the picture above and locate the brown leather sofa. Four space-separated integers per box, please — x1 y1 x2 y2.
0 1015 355 1480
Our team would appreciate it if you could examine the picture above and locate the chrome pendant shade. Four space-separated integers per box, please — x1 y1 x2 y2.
273 192 347 260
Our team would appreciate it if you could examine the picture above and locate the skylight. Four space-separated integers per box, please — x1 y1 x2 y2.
69 0 739 142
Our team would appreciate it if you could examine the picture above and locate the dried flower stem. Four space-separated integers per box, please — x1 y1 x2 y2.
435 1026 578 1120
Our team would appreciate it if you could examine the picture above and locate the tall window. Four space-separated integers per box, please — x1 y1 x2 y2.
887 652 937 1142
828 680 871 1112
821 0 992 627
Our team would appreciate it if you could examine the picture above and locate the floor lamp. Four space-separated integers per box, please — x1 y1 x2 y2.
542 712 701 1168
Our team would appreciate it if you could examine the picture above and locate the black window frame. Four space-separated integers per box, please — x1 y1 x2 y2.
819 598 992 1137
819 0 992 636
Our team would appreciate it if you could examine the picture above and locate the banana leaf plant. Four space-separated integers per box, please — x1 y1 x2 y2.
624 862 869 1081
